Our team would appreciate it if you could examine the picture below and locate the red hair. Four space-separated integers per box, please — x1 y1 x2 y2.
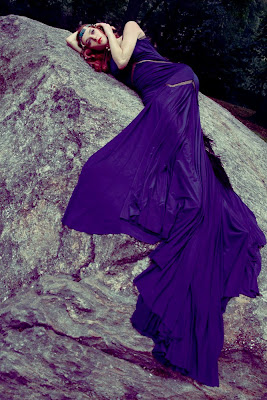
77 24 120 73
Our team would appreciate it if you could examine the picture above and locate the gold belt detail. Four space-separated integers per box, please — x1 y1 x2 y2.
135 59 173 65
166 79 196 90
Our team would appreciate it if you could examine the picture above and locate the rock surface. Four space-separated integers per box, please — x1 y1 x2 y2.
0 14 266 400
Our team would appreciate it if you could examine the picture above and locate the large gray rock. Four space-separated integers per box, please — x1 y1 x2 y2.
0 14 266 400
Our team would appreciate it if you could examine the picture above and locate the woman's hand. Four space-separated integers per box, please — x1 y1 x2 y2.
95 23 116 38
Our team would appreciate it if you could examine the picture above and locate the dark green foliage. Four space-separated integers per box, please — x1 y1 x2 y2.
0 0 127 30
138 0 266 124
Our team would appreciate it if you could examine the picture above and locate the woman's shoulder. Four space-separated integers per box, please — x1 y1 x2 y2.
123 20 146 39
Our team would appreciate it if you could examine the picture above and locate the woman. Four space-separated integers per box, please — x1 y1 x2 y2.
63 21 266 387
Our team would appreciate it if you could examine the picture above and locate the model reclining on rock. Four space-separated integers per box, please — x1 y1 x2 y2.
62 20 266 387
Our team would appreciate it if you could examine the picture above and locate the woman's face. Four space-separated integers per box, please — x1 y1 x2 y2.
82 26 108 51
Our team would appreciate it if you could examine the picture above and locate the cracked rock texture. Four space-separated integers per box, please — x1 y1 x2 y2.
0 14 266 400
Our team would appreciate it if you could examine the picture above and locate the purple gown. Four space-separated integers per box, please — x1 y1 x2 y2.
62 37 266 386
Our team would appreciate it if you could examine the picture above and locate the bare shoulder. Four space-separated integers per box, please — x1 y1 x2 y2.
123 21 146 39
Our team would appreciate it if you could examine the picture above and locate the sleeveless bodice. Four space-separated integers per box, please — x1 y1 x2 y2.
110 37 167 86
110 37 198 105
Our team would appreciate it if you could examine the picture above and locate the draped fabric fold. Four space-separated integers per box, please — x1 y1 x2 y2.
62 38 266 386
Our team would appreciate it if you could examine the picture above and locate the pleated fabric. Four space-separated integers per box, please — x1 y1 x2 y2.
62 38 266 386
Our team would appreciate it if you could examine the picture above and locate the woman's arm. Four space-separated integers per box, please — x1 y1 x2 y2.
66 31 82 54
97 21 145 70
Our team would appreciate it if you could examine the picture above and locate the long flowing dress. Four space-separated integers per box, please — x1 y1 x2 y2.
62 37 266 386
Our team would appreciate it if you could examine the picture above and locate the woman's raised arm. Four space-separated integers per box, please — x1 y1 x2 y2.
97 21 145 70
66 31 82 54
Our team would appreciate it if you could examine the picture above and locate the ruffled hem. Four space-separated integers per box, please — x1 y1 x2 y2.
131 229 265 387
131 294 220 387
